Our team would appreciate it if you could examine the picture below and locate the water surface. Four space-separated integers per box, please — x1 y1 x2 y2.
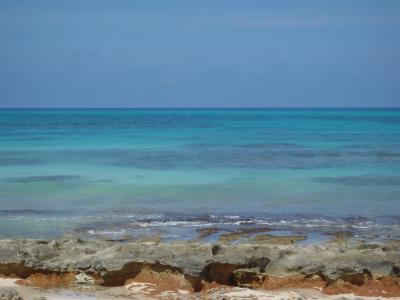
0 109 399 241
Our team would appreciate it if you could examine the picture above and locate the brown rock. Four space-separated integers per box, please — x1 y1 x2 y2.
262 274 326 290
324 276 400 297
125 266 194 295
16 273 75 288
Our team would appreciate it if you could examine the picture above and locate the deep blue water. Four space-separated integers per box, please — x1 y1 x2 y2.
0 109 399 241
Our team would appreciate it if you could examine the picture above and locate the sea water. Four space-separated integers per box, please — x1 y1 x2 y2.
0 109 399 241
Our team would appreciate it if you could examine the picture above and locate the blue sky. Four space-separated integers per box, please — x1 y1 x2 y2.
0 0 399 107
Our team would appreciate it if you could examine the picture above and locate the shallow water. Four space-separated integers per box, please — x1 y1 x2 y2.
0 109 399 241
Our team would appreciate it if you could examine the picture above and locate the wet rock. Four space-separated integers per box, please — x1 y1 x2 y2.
218 227 272 243
327 231 354 241
196 227 221 239
250 234 306 244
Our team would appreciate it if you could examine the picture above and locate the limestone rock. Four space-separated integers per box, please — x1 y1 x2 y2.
0 288 23 300
75 272 95 285
287 291 306 300
0 236 399 290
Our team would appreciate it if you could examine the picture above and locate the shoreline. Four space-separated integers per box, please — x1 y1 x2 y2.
2 278 400 300
0 236 399 299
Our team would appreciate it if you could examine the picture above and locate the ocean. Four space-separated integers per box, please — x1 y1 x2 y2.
0 108 399 242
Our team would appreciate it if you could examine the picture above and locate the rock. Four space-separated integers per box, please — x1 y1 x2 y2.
75 273 95 285
28 244 58 261
47 240 59 250
261 274 326 290
0 236 399 297
211 244 222 256
391 266 400 276
17 273 75 288
246 257 270 272
287 291 306 300
0 241 19 264
321 266 369 284
233 268 263 287
357 243 380 250
32 297 47 300
196 227 221 239
250 234 306 244
0 288 23 300
218 227 272 243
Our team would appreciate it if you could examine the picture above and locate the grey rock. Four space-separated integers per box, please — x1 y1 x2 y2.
25 244 58 261
287 292 306 300
0 288 23 300
0 237 399 286
75 273 95 285
321 266 369 283
48 240 59 250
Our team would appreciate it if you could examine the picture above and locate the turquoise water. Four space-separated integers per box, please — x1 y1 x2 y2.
0 109 399 240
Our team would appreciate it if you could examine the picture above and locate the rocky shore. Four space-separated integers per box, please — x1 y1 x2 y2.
0 236 399 299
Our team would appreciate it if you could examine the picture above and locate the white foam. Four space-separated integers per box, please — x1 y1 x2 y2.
87 229 127 235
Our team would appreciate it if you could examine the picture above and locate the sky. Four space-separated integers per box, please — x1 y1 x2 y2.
0 0 399 108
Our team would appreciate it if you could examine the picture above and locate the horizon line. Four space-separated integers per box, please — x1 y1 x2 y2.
0 106 400 110
0 105 400 109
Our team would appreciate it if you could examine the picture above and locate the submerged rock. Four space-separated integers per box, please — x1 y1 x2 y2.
196 227 221 239
217 227 272 243
250 234 306 244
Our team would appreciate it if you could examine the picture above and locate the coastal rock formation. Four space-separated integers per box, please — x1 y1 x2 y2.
0 238 400 297
0 288 23 300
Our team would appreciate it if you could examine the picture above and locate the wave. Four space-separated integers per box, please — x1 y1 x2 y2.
74 213 400 233
2 210 398 228
127 217 394 230
2 210 399 240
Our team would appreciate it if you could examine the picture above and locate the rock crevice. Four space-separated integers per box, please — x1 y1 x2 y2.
0 238 399 297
